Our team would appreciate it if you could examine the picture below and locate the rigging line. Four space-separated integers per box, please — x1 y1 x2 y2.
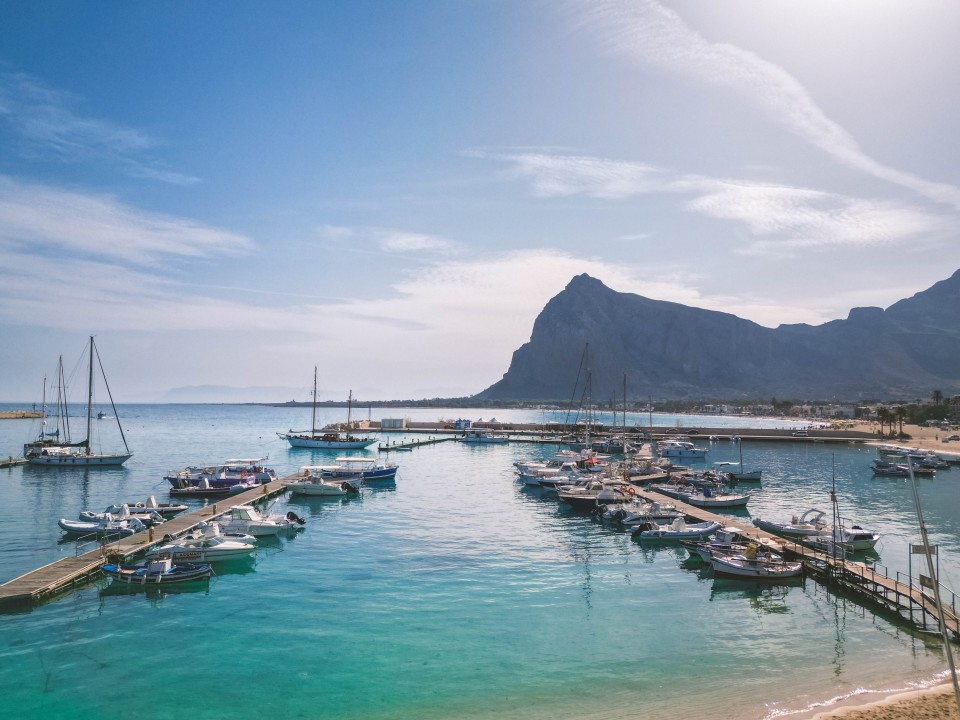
906 456 960 712
93 338 130 453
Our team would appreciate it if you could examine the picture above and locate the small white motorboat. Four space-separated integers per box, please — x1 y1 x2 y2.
59 515 147 537
631 517 722 540
216 505 305 537
286 466 362 496
79 503 165 526
147 531 255 562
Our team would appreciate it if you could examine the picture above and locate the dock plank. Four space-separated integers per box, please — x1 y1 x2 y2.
0 477 294 607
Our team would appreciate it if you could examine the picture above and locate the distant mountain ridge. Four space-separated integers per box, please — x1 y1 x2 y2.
477 270 960 401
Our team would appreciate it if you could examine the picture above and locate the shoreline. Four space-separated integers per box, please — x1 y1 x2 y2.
811 682 959 720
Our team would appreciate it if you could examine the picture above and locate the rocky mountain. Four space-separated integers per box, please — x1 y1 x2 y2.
477 271 960 401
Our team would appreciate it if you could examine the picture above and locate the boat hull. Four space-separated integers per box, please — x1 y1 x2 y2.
284 435 376 449
102 562 212 584
29 452 132 466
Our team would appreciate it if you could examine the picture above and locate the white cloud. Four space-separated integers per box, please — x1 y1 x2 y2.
481 151 952 252
0 176 253 265
569 0 960 210
0 71 198 185
377 230 452 253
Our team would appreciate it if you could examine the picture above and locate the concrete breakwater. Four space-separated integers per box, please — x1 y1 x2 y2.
0 410 42 420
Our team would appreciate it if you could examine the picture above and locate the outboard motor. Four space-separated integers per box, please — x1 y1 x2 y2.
286 511 306 525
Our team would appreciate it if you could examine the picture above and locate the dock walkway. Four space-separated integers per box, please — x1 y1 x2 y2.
635 484 960 637
0 477 293 607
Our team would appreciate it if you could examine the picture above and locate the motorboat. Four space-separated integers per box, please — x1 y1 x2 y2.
59 516 144 537
461 430 508 444
168 477 258 497
602 500 683 525
681 527 783 563
101 558 211 585
709 544 803 579
165 458 276 490
119 496 188 516
58 515 146 538
752 508 829 538
753 509 879 551
656 439 708 459
319 457 398 482
631 517 722 540
78 503 166 527
649 481 750 508
216 505 305 536
146 531 255 562
286 466 361 496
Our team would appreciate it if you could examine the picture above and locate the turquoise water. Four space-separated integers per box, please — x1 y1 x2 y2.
0 405 957 719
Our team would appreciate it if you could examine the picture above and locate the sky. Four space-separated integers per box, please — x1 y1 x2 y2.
2 0 960 403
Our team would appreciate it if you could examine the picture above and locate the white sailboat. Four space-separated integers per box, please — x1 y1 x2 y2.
278 368 375 450
26 336 132 466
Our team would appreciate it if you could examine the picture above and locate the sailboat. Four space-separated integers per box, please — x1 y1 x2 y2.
278 368 376 450
26 336 133 466
728 442 762 482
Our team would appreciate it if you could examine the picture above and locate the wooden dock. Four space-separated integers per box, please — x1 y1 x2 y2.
378 437 457 452
634 483 960 637
0 457 27 468
0 477 293 608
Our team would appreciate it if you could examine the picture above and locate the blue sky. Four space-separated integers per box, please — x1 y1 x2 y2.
2 0 960 402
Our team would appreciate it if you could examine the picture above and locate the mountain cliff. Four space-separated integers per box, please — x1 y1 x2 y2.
476 270 960 401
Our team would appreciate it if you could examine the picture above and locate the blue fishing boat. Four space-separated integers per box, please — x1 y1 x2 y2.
101 558 212 585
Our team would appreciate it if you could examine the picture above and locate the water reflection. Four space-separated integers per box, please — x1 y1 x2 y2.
709 578 795 614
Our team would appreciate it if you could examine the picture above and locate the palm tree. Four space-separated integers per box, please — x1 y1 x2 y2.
895 406 908 437
876 407 892 436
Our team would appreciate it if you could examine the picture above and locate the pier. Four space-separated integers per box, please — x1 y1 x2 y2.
633 484 960 637
378 436 457 452
0 477 294 607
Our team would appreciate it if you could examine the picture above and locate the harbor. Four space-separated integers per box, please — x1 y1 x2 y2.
1 403 959 720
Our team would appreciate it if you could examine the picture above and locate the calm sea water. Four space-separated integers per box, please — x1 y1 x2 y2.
0 404 957 720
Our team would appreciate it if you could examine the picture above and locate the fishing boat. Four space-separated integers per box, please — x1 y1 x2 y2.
682 528 784 563
278 368 375 449
168 478 257 497
164 458 276 489
26 337 133 466
101 558 211 585
318 457 398 482
709 544 803 579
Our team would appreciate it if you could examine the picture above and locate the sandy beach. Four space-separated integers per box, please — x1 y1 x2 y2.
813 683 960 719
810 420 959 720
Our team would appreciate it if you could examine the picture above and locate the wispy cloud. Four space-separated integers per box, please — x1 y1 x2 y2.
0 176 252 265
480 151 952 253
319 224 453 254
568 0 960 211
471 149 663 199
0 72 198 185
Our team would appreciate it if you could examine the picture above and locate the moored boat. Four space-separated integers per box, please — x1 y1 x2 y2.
631 517 722 540
101 558 212 585
709 544 803 579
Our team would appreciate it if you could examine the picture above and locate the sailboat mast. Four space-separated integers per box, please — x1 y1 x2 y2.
347 390 353 427
311 366 317 437
85 336 94 455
